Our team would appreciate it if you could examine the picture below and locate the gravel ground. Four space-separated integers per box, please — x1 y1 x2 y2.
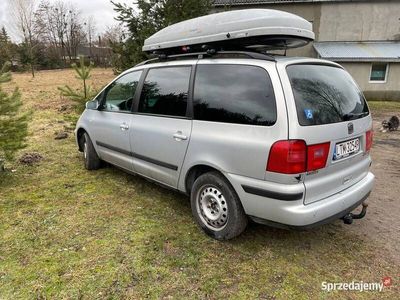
350 111 400 265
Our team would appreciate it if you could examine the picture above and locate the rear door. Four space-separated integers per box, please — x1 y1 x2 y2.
130 64 193 188
278 61 372 204
184 60 286 181
90 70 142 171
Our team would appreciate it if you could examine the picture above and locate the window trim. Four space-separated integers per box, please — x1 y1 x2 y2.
369 62 389 84
192 63 277 127
133 65 194 119
99 70 144 114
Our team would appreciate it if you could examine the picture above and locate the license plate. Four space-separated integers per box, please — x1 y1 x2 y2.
334 138 360 160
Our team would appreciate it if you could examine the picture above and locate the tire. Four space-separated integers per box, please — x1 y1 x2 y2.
190 171 248 240
80 132 101 170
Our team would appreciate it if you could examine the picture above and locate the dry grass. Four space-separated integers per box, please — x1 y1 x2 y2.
0 69 398 299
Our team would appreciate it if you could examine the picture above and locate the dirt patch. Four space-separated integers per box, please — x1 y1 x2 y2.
58 103 76 113
348 111 400 265
374 138 400 147
54 132 69 140
19 152 43 165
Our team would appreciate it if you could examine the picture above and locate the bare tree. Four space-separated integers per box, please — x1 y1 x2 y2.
9 0 39 77
96 24 125 68
35 0 69 66
63 6 85 62
100 24 125 47
35 1 85 65
84 15 96 60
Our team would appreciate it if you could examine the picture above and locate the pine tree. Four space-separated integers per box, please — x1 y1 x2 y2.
111 0 211 72
58 56 95 112
0 27 13 67
0 27 9 43
0 62 30 171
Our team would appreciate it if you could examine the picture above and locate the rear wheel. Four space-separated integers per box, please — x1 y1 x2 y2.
80 133 101 170
190 171 248 240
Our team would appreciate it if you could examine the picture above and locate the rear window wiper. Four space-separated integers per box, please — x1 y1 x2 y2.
342 111 369 121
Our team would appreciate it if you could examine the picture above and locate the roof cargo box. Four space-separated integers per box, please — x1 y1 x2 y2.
143 9 315 54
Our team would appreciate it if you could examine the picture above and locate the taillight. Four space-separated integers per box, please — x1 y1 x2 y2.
366 130 373 152
267 140 330 174
307 142 330 171
267 140 307 174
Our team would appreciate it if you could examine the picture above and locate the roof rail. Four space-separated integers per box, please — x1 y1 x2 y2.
135 50 276 67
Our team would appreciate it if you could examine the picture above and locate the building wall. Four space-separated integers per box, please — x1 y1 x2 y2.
214 1 400 55
319 1 400 42
341 62 400 100
213 1 400 99
214 0 400 42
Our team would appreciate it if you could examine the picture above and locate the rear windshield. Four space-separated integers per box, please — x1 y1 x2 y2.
287 64 369 126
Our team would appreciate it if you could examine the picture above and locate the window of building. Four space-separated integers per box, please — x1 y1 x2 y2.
138 66 191 117
103 71 142 112
193 64 277 126
370 63 388 82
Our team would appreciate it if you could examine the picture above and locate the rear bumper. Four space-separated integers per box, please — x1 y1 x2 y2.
250 192 370 229
226 171 375 228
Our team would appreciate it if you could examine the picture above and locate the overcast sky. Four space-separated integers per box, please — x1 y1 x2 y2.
0 0 132 41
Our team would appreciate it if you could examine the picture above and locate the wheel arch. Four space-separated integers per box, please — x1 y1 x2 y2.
184 164 234 195
76 127 87 152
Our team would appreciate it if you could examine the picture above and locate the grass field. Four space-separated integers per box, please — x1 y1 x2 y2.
0 69 399 299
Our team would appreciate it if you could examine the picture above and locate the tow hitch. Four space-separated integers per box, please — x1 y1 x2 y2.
342 202 368 225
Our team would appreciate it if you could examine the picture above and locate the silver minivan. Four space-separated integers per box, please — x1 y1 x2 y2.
75 52 374 240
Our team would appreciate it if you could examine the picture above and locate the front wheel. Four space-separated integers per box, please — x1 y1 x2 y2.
190 171 248 240
80 132 101 170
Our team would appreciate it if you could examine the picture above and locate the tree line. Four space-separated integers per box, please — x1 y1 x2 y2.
1 0 212 77
0 0 212 171
1 0 123 77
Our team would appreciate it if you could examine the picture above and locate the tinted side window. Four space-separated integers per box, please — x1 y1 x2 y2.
138 67 191 117
103 71 142 112
193 65 277 126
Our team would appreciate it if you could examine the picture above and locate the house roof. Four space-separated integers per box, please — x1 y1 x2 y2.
213 0 371 6
313 42 400 62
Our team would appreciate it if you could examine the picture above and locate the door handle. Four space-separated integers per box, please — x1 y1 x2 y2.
120 123 129 131
173 131 187 141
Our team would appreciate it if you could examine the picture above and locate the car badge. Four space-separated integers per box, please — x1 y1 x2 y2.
348 122 354 135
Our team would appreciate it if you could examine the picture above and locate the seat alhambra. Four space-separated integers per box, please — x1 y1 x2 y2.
75 52 374 240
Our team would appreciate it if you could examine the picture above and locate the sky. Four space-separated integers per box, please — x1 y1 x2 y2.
0 0 133 42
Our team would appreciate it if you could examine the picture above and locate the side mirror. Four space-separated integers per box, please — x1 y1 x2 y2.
86 100 99 110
